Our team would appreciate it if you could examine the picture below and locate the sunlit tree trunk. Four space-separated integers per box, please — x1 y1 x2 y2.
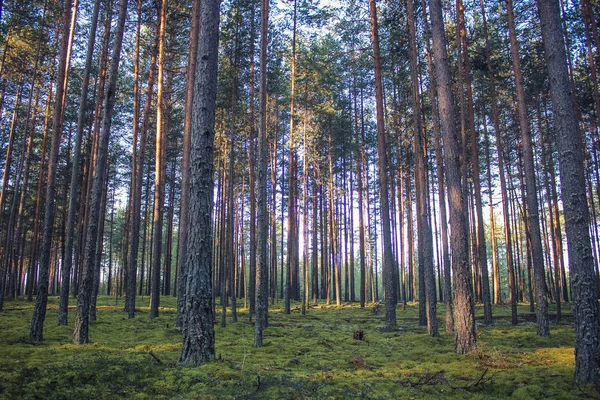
29 0 74 341
150 0 168 319
428 0 475 353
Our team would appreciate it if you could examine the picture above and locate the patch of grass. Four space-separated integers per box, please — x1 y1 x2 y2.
0 296 596 399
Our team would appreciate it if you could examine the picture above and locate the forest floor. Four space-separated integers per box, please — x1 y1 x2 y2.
0 296 597 399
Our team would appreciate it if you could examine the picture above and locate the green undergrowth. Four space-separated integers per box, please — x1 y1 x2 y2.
0 296 596 399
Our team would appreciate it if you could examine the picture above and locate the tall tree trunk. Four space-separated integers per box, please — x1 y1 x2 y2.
285 0 298 315
428 0 476 353
537 0 600 382
150 0 168 319
29 0 74 342
176 0 200 328
247 0 257 316
483 116 500 305
407 0 437 336
352 58 366 308
369 0 396 328
457 0 492 324
506 0 549 336
128 11 160 319
253 0 269 348
72 0 128 344
179 0 220 366
26 62 54 302
58 0 101 326
479 0 518 324
421 0 452 329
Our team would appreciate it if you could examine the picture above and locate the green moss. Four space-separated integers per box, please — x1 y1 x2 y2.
0 297 595 399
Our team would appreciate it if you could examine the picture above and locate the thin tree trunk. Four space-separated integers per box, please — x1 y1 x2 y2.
150 0 168 319
253 0 269 348
407 0 437 336
58 0 100 326
506 0 549 334
72 0 128 344
369 0 396 328
29 0 74 341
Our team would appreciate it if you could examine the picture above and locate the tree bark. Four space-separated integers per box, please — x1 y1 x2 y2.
179 0 220 366
537 0 600 382
428 0 476 353
176 0 200 328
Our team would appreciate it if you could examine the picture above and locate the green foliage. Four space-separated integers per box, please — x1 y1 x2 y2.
0 296 594 399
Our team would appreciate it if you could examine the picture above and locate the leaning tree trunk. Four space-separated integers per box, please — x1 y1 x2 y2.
58 0 100 326
72 0 128 344
506 0 549 336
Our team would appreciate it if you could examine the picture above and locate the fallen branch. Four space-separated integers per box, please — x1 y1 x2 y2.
451 368 491 391
148 351 163 365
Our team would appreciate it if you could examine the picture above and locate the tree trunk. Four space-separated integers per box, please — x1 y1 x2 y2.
428 0 476 353
506 0 549 336
537 0 600 382
407 0 437 336
72 0 128 344
369 0 396 328
179 0 220 366
253 0 269 348
29 0 74 342
58 0 101 326
150 0 168 319
176 0 200 328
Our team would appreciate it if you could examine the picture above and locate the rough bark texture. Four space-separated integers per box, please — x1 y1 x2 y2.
537 0 600 382
179 0 219 366
428 0 476 353
176 0 199 329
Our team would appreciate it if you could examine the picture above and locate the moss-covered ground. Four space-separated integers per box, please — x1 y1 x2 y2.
0 296 596 399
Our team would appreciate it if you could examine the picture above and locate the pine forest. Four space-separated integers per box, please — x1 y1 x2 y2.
0 0 599 397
